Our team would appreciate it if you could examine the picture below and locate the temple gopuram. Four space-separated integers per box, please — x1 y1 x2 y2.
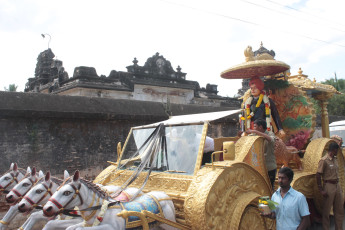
25 50 239 108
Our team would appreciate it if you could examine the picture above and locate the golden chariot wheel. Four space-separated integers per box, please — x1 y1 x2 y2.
184 163 271 230
239 205 275 230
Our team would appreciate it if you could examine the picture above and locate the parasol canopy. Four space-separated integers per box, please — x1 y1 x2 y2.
220 43 290 79
221 59 290 79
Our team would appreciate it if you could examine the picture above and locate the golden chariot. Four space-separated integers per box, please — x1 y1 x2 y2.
94 43 343 230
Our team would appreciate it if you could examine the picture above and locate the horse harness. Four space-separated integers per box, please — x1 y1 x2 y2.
0 174 37 227
11 176 38 202
23 180 53 208
0 171 20 194
48 183 83 214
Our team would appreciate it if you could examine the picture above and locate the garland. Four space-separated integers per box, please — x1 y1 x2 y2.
92 199 110 226
239 91 272 131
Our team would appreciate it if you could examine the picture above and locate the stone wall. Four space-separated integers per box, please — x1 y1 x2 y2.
0 91 239 179
0 117 140 177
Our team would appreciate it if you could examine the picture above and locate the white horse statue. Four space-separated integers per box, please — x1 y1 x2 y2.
0 163 29 229
16 170 82 230
15 169 143 230
0 168 44 230
43 184 143 230
6 167 44 204
43 171 177 230
0 163 28 195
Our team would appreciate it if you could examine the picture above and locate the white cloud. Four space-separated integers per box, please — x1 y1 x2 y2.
0 0 344 95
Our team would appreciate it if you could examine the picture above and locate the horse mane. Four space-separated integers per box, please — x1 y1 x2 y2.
51 176 63 185
18 168 27 175
79 178 108 199
2 167 26 175
58 177 107 199
35 176 63 186
57 177 73 190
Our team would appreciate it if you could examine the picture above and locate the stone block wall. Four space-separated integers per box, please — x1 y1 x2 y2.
0 117 141 177
0 92 239 179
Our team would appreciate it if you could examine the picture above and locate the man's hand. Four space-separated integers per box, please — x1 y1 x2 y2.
261 212 275 219
245 129 254 135
320 189 328 198
278 129 286 139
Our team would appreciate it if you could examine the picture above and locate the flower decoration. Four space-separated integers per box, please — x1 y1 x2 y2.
258 196 279 210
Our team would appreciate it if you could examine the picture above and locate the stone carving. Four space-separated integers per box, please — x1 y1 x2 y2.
73 66 98 78
126 52 186 79
25 49 69 92
253 42 275 60
35 49 56 85
24 50 239 108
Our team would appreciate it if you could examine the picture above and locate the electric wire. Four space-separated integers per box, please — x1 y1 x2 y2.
157 0 345 48
239 0 345 33
264 0 345 28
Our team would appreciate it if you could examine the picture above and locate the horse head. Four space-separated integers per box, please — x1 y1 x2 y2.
43 170 88 217
6 167 44 204
18 171 62 213
0 163 26 194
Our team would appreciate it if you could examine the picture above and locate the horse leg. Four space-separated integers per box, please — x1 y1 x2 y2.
159 202 178 230
21 210 47 230
45 219 83 230
74 225 115 230
151 192 177 230
0 204 19 230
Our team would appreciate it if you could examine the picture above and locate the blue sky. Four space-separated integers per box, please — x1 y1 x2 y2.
1 0 344 96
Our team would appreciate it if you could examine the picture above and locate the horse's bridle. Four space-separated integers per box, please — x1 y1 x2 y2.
23 181 53 208
48 183 83 214
11 176 38 203
0 171 20 194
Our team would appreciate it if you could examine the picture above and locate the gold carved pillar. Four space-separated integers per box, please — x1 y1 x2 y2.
315 93 332 138
320 100 330 138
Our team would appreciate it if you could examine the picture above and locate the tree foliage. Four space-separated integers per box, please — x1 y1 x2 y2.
327 94 345 116
321 76 345 116
4 84 18 92
322 77 345 92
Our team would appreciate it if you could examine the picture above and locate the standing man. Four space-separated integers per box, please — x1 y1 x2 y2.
268 167 310 230
316 142 344 230
330 135 343 148
246 118 277 190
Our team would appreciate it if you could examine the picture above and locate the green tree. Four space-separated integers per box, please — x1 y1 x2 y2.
327 94 345 116
4 84 18 92
321 75 345 115
322 74 345 92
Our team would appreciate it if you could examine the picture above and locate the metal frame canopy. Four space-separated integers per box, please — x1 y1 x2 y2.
134 109 241 129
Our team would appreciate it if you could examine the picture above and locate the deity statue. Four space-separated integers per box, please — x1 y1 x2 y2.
240 77 286 138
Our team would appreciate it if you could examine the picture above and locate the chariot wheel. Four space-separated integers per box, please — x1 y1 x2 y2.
184 163 271 230
239 205 272 230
